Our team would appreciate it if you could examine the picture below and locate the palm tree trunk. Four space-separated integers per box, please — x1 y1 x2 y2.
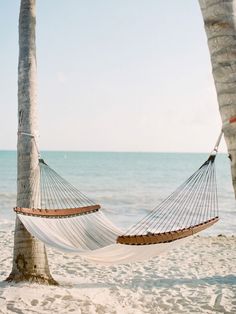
198 0 236 197
6 0 57 285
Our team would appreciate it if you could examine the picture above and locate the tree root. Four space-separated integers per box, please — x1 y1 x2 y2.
5 273 58 286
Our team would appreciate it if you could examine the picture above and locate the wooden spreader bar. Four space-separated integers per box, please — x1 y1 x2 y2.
14 204 100 218
117 217 219 245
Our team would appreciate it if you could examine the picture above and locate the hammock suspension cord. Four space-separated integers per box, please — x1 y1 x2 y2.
116 131 223 245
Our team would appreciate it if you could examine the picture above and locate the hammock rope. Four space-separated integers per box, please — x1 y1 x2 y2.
116 131 223 246
15 158 99 217
117 154 219 245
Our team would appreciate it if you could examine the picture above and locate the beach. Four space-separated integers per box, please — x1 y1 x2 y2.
0 229 235 314
2 0 236 312
0 151 236 313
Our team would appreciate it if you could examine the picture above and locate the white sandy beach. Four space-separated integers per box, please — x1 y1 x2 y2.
0 230 235 314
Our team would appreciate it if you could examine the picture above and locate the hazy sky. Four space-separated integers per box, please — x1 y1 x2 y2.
0 1 227 152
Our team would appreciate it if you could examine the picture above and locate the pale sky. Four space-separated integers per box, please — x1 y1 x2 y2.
0 0 227 153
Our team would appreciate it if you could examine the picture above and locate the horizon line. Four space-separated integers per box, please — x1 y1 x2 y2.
0 149 227 154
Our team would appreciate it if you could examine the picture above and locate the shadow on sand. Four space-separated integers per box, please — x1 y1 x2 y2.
0 274 235 290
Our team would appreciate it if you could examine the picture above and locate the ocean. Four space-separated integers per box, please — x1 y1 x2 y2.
0 150 235 235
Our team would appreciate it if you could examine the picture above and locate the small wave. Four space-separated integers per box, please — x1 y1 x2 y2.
0 219 14 230
0 192 16 200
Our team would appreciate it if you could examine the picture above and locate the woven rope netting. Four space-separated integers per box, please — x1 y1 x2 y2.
17 158 96 211
123 154 218 236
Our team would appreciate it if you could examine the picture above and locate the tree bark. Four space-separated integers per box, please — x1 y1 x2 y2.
6 0 57 285
198 0 236 197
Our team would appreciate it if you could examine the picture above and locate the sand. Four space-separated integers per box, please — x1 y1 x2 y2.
0 229 235 314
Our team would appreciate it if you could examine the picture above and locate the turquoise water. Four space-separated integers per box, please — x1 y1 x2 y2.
0 150 235 234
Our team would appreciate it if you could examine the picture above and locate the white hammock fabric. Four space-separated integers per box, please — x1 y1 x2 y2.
79 238 188 265
18 210 122 252
18 211 188 265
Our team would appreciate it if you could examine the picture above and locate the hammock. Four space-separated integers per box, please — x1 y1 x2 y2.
15 133 222 264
